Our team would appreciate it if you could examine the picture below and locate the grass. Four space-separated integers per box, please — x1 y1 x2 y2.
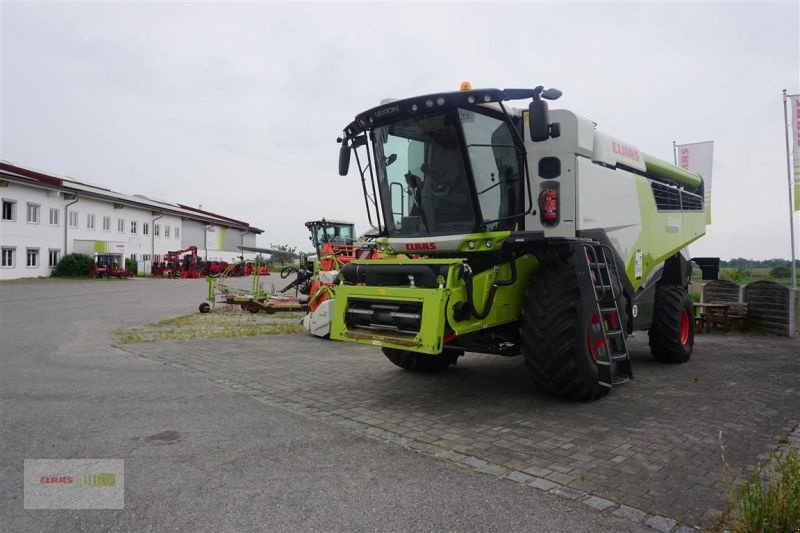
717 442 800 532
116 309 306 343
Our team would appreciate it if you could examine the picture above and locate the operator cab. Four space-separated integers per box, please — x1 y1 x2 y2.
304 219 356 257
337 86 562 240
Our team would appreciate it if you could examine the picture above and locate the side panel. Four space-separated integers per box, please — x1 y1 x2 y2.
574 157 705 291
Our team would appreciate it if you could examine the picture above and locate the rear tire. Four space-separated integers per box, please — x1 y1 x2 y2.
382 348 455 373
520 257 607 401
649 286 693 363
199 302 211 313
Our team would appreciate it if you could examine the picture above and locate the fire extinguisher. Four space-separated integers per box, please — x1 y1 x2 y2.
539 188 558 224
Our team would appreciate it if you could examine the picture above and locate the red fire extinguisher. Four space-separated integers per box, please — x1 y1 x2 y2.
540 188 558 224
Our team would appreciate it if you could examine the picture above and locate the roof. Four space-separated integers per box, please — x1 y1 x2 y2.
0 161 262 233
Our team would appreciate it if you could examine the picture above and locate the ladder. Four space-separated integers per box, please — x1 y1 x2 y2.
584 244 633 389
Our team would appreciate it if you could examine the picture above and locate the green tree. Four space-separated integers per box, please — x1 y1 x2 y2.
269 243 297 267
721 267 747 284
769 265 791 279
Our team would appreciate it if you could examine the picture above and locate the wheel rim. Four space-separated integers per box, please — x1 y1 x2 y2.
679 308 690 345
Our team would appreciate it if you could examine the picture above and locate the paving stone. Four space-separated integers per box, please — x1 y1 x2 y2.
505 471 534 484
582 495 616 511
124 333 800 528
613 505 647 523
461 456 488 469
644 515 677 532
549 486 584 500
522 465 553 478
475 463 509 477
528 477 558 492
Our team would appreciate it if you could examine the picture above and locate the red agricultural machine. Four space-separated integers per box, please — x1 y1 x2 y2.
151 246 204 278
90 254 133 279
153 246 270 279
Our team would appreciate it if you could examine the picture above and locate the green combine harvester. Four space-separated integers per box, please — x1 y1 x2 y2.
332 84 708 400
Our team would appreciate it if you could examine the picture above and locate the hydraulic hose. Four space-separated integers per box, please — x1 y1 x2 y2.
462 256 517 320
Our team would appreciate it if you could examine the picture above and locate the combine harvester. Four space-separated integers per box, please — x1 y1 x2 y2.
331 83 709 400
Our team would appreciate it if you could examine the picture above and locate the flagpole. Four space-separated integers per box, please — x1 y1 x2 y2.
782 89 797 336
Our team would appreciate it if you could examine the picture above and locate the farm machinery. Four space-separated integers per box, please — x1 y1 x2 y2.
151 246 203 278
199 246 303 314
298 219 378 336
152 246 270 278
331 83 708 400
90 254 133 279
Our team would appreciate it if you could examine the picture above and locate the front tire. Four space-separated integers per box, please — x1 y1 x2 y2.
649 286 693 363
382 348 455 373
520 257 607 401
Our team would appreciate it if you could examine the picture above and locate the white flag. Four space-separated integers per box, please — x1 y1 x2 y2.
789 95 800 211
676 141 714 223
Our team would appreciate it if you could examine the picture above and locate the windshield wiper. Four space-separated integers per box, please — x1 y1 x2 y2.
477 177 519 196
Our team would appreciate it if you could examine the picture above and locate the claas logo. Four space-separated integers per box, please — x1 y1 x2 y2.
405 242 436 251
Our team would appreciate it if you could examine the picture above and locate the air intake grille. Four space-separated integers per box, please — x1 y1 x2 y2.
650 181 703 211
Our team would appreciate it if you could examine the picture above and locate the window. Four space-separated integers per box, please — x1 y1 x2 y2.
143 222 149 235
2 200 15 221
87 213 95 230
48 249 60 268
49 208 60 226
103 216 111 231
1 247 15 267
26 248 39 267
154 224 160 237
142 254 151 261
130 253 137 261
175 227 180 239
130 220 137 234
27 203 40 224
165 225 171 238
118 218 125 233
69 211 79 228
461 111 522 228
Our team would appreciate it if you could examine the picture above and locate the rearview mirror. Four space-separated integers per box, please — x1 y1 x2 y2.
339 142 351 176
529 99 551 142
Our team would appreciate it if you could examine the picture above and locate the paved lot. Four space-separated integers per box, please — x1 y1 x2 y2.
1 278 651 532
121 323 800 527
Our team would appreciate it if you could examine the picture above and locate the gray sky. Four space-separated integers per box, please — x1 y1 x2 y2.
2 2 798 259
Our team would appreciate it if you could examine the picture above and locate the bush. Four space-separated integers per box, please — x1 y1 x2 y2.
125 258 138 275
52 253 94 277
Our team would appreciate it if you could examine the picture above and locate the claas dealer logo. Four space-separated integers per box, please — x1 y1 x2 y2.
39 473 116 487
405 242 436 251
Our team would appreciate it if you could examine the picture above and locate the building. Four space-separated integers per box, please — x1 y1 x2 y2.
0 161 263 280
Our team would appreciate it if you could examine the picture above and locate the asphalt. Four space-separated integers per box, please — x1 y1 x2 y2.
0 277 648 532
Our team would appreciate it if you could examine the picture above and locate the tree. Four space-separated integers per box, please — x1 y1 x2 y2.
769 265 791 279
269 243 297 267
721 267 747 284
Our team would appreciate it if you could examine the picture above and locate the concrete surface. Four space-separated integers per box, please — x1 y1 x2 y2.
0 277 651 532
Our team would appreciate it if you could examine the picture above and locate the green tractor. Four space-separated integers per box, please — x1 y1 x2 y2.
332 85 707 400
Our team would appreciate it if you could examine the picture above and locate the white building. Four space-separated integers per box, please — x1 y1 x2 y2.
0 162 263 280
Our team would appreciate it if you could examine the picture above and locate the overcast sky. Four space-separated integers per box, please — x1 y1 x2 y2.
2 2 798 259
